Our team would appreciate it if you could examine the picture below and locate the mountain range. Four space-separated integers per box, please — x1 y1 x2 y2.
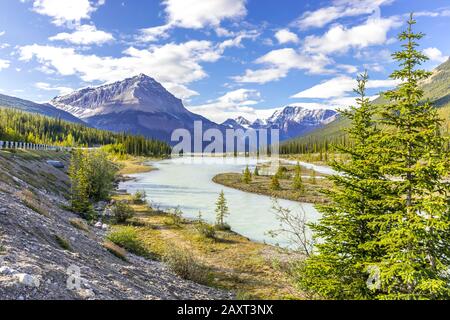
1 73 339 145
221 107 338 141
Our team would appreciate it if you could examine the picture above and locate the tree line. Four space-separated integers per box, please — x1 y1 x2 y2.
0 108 171 156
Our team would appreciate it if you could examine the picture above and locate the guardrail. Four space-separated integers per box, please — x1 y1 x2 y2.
0 140 72 152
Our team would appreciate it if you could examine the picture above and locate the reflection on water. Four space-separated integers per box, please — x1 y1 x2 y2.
119 156 323 247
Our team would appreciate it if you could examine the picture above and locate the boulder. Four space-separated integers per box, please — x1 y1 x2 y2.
16 273 40 288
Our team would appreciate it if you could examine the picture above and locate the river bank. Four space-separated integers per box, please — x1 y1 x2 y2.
114 157 304 299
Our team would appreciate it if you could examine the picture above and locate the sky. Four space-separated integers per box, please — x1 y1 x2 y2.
0 0 449 123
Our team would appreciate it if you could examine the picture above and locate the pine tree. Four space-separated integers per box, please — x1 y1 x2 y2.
372 14 450 299
297 71 387 299
242 166 252 184
215 190 230 229
310 169 317 185
270 174 281 191
254 166 260 176
292 162 304 192
69 149 92 217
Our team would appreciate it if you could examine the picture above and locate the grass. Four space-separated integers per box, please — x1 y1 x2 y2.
69 218 90 232
163 246 212 285
103 240 128 261
213 170 330 204
18 189 51 217
106 226 153 259
108 193 303 300
116 158 156 175
55 234 72 251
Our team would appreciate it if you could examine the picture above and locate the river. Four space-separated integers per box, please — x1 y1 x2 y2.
119 156 329 247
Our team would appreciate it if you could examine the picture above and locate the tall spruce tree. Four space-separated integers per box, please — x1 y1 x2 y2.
215 190 230 228
372 14 450 299
297 71 387 299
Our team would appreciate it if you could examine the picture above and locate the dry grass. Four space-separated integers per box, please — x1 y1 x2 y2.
103 240 128 261
116 158 156 175
109 193 303 300
69 218 90 232
18 189 50 217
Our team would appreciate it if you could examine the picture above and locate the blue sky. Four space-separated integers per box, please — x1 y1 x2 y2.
0 0 449 123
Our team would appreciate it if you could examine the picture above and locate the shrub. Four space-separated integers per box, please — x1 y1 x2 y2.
69 218 90 232
55 235 72 251
196 222 216 239
106 226 149 258
168 207 183 226
132 190 147 204
163 246 211 285
215 223 231 231
19 189 50 217
112 201 134 223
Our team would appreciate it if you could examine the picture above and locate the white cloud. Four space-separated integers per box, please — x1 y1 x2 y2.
49 25 114 45
423 47 449 64
218 30 259 51
163 0 247 29
32 0 105 26
0 59 10 71
35 82 74 95
137 25 171 43
274 29 299 44
19 40 222 99
414 10 450 18
303 16 402 55
291 75 400 99
0 31 5 36
188 88 262 123
293 0 394 30
138 0 247 42
233 48 333 84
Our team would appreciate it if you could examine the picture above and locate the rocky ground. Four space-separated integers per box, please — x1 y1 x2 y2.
0 150 232 300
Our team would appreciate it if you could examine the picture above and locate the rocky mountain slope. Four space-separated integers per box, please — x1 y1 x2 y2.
0 94 85 124
0 150 230 300
50 74 221 142
222 106 338 141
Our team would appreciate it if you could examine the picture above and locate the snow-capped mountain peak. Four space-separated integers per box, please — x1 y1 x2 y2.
50 74 185 119
221 106 338 140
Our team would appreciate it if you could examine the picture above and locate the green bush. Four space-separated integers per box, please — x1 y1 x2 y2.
106 226 149 258
132 190 147 204
112 201 134 223
163 246 211 285
168 207 183 226
215 223 231 231
196 222 216 239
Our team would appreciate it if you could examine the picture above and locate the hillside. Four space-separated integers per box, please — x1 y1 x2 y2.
0 94 84 124
281 58 450 154
0 108 171 156
0 150 230 300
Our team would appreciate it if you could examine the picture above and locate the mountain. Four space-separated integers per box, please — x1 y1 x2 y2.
0 93 85 124
282 57 450 152
50 74 221 142
221 116 253 130
265 106 338 140
221 106 338 141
